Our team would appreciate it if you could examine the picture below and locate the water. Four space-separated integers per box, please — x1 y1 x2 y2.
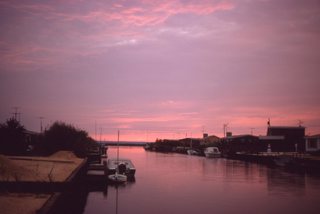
83 146 320 214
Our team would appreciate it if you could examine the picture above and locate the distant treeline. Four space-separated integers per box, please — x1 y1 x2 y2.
0 118 98 157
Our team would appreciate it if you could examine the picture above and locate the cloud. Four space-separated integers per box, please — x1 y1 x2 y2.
1 0 234 26
1 0 320 141
78 1 234 27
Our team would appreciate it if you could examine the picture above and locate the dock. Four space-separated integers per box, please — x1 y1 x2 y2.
0 151 87 214
229 152 320 172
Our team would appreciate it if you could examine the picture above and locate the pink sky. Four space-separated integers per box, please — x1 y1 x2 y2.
1 0 320 141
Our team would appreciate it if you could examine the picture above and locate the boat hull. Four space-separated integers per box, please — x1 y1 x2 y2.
108 173 127 183
204 153 221 158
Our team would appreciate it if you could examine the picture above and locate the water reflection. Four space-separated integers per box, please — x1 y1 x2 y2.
267 169 306 197
82 146 320 214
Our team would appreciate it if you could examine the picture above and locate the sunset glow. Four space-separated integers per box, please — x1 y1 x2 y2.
1 0 319 141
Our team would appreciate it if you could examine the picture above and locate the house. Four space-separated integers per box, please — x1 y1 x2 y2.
221 125 306 154
305 134 320 154
220 134 260 153
258 135 285 152
265 126 305 152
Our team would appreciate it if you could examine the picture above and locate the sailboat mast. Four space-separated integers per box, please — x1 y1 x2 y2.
117 130 120 161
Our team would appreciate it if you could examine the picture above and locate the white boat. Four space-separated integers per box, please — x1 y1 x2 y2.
204 147 221 158
108 130 129 183
108 172 127 183
187 149 200 155
107 158 136 178
187 137 200 155
108 131 136 183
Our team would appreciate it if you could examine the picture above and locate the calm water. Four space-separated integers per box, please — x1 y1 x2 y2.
83 146 320 214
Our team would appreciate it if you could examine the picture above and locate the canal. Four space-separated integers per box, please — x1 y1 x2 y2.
82 146 320 214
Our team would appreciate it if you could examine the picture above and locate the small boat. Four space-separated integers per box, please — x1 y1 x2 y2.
144 143 150 150
108 172 127 183
204 147 221 158
107 158 136 178
108 130 130 183
107 130 136 183
187 149 200 155
187 137 200 155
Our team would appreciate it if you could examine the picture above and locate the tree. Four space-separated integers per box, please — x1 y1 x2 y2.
0 118 27 155
44 122 97 157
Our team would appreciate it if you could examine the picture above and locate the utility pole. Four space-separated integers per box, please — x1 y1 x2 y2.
95 121 97 141
223 123 228 137
12 106 21 121
38 117 44 133
100 127 102 143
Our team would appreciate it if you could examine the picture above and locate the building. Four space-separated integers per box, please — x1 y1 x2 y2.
265 126 305 152
221 134 260 153
305 134 320 154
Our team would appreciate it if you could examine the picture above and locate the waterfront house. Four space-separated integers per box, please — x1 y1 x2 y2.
220 134 260 154
305 134 320 154
265 126 305 152
220 126 306 154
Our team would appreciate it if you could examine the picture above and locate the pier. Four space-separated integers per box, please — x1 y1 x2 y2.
0 151 87 214
228 152 320 173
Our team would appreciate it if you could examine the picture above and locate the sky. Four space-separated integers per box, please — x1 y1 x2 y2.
1 0 320 142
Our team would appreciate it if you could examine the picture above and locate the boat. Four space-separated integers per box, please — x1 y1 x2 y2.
187 137 200 155
108 130 129 183
107 158 136 178
108 130 136 183
187 149 200 155
204 147 221 158
144 143 152 150
108 172 127 183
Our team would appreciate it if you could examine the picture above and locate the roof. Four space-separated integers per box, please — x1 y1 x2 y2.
305 134 320 139
268 126 305 129
203 135 220 140
225 134 258 139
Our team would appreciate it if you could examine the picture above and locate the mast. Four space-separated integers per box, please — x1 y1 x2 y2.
117 130 120 161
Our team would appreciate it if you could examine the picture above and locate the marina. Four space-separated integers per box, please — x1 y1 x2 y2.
81 146 320 214
1 1 320 213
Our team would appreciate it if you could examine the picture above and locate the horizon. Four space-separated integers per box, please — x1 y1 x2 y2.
1 0 320 142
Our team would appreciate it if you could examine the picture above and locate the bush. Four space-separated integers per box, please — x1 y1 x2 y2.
44 122 97 158
0 118 27 155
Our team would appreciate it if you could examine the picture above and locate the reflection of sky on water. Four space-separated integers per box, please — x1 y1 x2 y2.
84 147 320 214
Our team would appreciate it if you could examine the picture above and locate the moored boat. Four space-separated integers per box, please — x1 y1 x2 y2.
108 130 133 183
107 158 136 178
108 172 127 183
187 149 200 155
204 147 221 158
